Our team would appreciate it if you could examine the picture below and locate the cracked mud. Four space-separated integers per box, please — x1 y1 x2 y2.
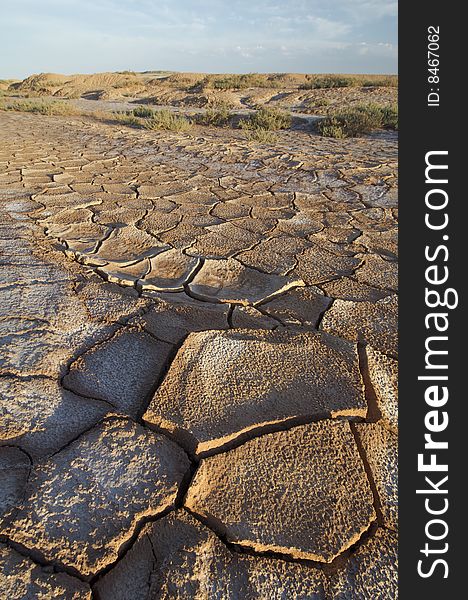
0 108 397 598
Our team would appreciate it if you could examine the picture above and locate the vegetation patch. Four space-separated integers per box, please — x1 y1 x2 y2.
360 76 399 87
205 73 280 90
112 112 143 127
300 74 398 90
111 108 193 131
238 107 291 143
143 109 193 132
243 128 278 144
380 104 399 129
131 106 154 118
239 107 292 131
198 100 233 127
0 98 78 116
301 75 355 90
317 103 398 138
307 98 331 109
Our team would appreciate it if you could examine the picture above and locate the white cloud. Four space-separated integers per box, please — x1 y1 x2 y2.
338 0 397 21
305 15 352 39
0 0 397 77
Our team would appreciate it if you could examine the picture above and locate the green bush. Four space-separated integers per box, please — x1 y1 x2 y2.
143 109 193 132
244 128 278 144
132 106 154 118
239 107 291 144
208 73 280 90
0 99 78 116
301 76 355 90
240 107 291 131
308 98 331 109
317 103 398 138
381 104 398 129
111 108 193 131
317 119 346 138
198 100 233 127
361 77 398 88
113 113 142 127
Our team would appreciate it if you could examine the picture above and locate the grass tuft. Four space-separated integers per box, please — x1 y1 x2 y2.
243 128 278 144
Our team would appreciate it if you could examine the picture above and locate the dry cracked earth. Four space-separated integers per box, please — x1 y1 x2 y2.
0 110 398 599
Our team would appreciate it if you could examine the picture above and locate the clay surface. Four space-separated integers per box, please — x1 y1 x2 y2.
185 421 376 562
144 329 366 455
0 96 397 596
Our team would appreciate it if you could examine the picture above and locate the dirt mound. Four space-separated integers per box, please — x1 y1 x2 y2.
6 71 397 109
10 71 146 99
0 79 18 91
162 72 206 87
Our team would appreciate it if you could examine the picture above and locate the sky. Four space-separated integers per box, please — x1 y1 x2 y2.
0 0 397 79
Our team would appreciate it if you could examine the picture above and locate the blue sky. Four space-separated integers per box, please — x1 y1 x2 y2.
0 0 397 78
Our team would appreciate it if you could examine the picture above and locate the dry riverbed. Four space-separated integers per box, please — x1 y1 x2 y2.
0 98 397 598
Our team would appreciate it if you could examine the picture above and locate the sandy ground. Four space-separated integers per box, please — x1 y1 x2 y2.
3 70 397 114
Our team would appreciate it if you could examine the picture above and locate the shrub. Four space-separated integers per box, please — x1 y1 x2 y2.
308 98 331 108
244 128 278 144
212 75 246 90
113 113 142 127
132 106 154 118
0 99 78 116
198 100 232 127
317 103 398 138
240 107 291 131
143 109 193 132
360 76 398 87
300 74 398 89
381 104 398 129
317 119 346 139
301 75 355 89
208 73 280 90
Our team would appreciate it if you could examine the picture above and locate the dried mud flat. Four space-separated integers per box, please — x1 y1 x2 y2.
0 108 397 599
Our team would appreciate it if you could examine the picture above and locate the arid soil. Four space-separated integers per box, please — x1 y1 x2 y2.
0 94 397 599
2 71 397 115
